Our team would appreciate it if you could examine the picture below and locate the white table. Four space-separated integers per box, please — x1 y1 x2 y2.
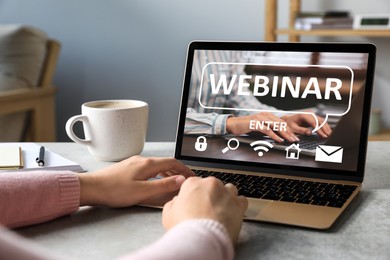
16 142 390 259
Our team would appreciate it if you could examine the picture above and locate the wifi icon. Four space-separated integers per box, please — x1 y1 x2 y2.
250 140 274 157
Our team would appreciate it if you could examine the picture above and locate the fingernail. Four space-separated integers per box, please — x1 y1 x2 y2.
175 176 186 187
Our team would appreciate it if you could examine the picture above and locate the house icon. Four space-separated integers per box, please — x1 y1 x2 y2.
285 143 301 159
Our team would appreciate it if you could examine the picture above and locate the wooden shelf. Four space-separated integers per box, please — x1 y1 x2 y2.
265 0 390 42
276 29 390 37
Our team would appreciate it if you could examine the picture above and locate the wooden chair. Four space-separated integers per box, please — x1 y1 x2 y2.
0 39 60 142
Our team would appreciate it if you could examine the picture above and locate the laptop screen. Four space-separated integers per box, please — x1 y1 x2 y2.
175 41 376 180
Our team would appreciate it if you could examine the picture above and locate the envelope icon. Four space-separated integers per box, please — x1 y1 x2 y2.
315 145 343 163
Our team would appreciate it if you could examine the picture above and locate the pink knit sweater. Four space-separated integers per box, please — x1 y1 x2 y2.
0 171 234 260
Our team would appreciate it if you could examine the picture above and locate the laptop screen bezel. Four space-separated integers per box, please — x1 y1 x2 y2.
174 41 376 183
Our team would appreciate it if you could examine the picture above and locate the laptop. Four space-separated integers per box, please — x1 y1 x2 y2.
174 41 376 229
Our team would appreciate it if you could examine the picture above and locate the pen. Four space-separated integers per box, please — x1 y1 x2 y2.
36 146 45 166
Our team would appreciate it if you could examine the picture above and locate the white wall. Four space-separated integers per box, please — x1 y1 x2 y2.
0 0 389 141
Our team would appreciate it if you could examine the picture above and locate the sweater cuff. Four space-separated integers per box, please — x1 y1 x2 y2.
184 219 234 259
57 173 80 214
120 218 235 260
1 171 81 228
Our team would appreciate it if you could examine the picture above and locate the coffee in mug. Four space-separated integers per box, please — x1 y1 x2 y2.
65 100 148 161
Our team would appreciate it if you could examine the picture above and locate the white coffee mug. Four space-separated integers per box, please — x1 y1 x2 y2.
65 100 148 161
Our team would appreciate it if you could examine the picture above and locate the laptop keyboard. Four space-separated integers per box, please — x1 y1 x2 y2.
281 134 327 150
193 169 358 208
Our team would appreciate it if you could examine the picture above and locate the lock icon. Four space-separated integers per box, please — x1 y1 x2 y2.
195 136 208 152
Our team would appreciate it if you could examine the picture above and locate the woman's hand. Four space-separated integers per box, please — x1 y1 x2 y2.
77 156 194 208
162 177 248 243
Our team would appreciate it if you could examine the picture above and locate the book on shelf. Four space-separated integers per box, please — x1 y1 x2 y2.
296 11 350 18
0 143 84 173
295 10 353 30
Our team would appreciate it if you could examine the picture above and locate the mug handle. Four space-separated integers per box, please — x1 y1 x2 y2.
65 115 91 144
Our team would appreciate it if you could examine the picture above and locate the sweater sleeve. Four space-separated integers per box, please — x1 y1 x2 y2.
121 219 234 260
0 170 80 228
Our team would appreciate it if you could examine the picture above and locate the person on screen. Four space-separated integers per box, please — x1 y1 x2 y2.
0 156 247 260
185 50 331 143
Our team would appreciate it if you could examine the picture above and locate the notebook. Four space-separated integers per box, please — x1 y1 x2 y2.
174 41 376 229
0 146 23 170
0 143 84 172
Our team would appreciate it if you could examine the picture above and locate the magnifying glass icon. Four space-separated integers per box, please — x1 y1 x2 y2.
222 138 240 153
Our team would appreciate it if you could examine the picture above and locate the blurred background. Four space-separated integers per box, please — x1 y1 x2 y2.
0 0 389 141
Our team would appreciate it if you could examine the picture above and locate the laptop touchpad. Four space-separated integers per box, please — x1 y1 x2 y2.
245 198 272 218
